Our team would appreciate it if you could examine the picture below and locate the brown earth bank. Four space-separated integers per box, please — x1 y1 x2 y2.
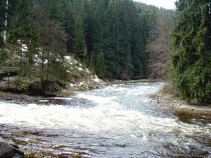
0 91 43 103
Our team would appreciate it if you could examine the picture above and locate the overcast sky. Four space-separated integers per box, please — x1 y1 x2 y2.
133 0 177 10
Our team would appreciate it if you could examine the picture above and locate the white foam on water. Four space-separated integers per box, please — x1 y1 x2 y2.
0 82 210 151
0 98 208 142
39 100 49 102
53 97 73 100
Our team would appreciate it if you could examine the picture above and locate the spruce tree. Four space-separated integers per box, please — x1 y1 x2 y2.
7 0 39 78
171 0 211 103
96 52 106 78
72 16 86 59
32 0 69 88
6 0 69 90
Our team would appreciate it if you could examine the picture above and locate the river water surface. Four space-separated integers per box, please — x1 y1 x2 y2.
0 82 211 157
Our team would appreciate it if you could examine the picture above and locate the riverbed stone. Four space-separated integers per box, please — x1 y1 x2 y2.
0 137 24 158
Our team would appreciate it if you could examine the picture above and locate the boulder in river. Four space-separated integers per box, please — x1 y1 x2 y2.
0 137 24 158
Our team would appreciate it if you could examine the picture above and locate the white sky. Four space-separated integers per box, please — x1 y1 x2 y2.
133 0 177 10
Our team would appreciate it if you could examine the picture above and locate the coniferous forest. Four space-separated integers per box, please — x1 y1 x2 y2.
1 0 211 104
0 0 172 80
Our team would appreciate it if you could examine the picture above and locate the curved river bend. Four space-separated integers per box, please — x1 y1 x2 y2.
0 82 211 157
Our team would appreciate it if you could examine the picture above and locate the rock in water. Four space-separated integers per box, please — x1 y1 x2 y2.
0 137 24 158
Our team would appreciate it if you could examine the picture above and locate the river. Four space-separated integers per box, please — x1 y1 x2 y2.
0 82 211 157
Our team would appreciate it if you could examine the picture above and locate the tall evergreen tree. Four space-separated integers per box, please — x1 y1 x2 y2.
171 0 211 103
32 0 69 87
72 16 86 59
96 51 106 78
6 0 69 90
7 0 39 77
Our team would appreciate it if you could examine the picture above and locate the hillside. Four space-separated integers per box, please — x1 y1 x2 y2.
0 0 176 97
0 47 105 97
0 0 165 81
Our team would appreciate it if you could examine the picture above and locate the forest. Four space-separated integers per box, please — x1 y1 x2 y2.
0 0 173 80
0 0 211 104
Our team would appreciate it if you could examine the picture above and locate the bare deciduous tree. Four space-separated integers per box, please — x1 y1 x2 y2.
147 20 172 80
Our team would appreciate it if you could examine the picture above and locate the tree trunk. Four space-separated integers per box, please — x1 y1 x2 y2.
3 0 8 43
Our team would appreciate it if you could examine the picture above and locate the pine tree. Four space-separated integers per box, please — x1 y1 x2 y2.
6 0 69 90
72 16 86 59
171 0 211 103
32 0 69 88
7 0 39 78
96 52 106 78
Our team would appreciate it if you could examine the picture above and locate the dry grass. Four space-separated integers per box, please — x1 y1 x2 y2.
158 83 180 97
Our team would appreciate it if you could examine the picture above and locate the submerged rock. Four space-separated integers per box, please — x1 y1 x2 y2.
0 137 24 158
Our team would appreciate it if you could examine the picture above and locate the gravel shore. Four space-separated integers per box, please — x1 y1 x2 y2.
149 92 211 115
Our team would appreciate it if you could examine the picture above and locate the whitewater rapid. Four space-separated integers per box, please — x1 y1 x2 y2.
0 82 210 157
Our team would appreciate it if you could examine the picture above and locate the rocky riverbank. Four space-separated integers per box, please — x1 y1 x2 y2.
149 84 211 115
0 91 43 103
0 73 106 104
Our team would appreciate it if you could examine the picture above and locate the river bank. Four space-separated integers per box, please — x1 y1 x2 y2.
149 84 211 116
0 91 42 102
0 74 107 103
